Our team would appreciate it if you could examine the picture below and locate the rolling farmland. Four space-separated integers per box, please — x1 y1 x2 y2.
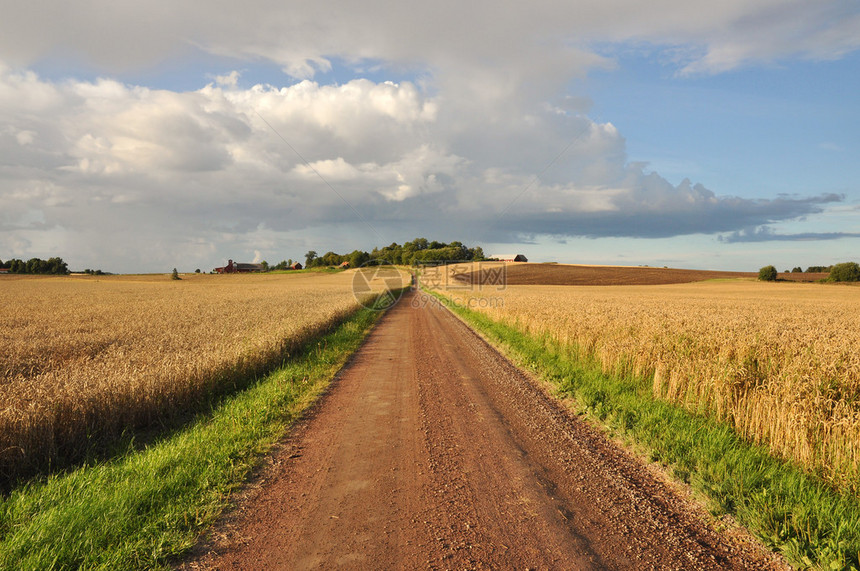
427 263 860 491
3 262 857 568
0 270 406 485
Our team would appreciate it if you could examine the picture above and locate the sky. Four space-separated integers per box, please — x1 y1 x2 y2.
1 0 858 273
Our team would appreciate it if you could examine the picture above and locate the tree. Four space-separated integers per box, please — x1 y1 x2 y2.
449 241 467 259
792 267 803 273
171 268 181 280
1 256 68 274
46 257 68 275
829 262 860 282
303 239 489 268
320 251 342 267
305 250 317 268
26 258 42 274
195 268 201 273
260 260 269 272
349 249 370 268
758 265 778 282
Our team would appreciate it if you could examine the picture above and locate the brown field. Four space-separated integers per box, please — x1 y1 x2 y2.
428 266 860 491
463 262 757 286
453 262 828 287
777 271 830 282
0 270 406 485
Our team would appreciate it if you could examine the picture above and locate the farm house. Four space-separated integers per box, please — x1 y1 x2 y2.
213 260 266 274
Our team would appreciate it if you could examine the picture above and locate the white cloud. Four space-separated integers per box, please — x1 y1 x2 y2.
215 71 240 88
0 60 846 271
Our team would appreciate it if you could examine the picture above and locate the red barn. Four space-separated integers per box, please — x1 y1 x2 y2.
214 260 266 273
214 259 236 274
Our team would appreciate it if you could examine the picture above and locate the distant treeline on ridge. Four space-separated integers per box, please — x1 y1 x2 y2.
304 238 488 268
0 257 69 275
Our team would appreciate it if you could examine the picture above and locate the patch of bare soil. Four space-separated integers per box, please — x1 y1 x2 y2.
776 272 829 282
180 290 786 570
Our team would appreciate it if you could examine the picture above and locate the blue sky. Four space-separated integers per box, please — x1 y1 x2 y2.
0 1 858 273
586 49 859 196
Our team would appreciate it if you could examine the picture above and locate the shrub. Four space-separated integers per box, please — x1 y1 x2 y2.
758 265 778 281
829 262 860 282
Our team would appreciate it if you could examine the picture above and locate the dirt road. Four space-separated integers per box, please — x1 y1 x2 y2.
184 290 783 570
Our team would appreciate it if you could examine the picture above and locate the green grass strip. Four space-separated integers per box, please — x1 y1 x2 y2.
430 290 860 571
0 296 396 570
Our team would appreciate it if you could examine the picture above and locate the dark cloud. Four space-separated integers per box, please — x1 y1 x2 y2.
341 186 846 244
2 1 857 78
719 225 860 243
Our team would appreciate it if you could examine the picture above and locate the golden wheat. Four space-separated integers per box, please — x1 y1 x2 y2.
0 270 405 483
431 269 860 491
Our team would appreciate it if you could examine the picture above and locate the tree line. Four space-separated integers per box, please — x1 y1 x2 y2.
760 262 859 282
304 238 488 269
787 266 835 273
0 257 69 275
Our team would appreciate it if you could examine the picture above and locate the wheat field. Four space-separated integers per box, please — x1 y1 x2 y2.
0 270 405 485
432 271 860 491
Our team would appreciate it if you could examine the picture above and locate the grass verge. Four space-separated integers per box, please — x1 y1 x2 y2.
427 289 860 570
0 293 401 570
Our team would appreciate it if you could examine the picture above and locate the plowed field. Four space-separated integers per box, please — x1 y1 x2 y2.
465 263 755 286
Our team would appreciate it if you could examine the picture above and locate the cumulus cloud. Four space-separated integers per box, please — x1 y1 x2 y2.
0 68 461 267
292 146 463 202
0 61 850 270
